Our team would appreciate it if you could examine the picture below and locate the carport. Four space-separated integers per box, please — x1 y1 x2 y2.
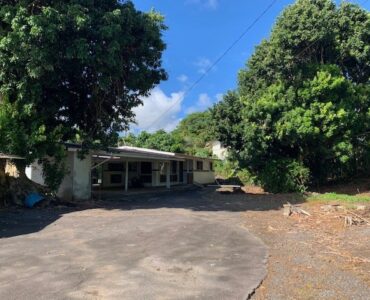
91 146 187 192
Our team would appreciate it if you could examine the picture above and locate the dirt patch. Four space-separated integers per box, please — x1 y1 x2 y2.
244 201 370 300
242 185 267 194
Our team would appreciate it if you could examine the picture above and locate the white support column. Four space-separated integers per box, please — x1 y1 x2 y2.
152 161 159 186
166 162 171 189
72 152 92 201
125 160 129 192
185 160 189 184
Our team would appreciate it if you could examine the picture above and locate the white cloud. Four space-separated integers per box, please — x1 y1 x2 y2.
195 57 214 74
216 93 223 102
186 0 219 10
177 74 188 83
198 93 212 107
186 93 218 114
133 87 184 132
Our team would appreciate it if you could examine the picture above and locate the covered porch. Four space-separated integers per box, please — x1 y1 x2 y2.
90 149 195 193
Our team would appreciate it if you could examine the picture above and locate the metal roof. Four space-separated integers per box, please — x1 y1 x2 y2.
65 143 216 161
0 153 24 160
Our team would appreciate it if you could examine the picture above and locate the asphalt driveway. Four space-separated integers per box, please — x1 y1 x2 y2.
0 188 268 300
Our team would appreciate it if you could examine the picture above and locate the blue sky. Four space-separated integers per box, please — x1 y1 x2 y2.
131 0 369 132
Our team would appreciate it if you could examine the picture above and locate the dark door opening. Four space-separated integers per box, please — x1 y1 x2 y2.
179 161 184 183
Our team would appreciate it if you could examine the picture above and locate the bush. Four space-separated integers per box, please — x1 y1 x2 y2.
258 159 310 193
236 169 256 186
214 160 238 179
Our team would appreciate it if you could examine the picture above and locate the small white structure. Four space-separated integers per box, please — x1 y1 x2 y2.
26 145 216 201
210 141 228 160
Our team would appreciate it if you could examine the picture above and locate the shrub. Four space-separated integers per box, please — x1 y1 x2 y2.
258 159 310 193
236 169 256 186
214 160 238 179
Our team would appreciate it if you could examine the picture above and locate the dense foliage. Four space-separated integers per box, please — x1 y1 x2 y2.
0 0 167 190
120 130 185 153
172 111 216 155
120 111 217 156
212 0 370 192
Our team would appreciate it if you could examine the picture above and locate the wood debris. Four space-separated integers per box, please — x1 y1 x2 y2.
344 216 360 226
283 202 311 217
343 210 370 226
216 186 241 193
320 204 345 212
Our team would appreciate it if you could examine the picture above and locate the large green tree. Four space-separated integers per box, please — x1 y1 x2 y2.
120 130 185 153
212 0 370 192
0 0 167 191
172 111 216 156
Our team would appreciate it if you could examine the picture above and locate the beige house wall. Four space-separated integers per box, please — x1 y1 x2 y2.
5 161 19 177
194 171 216 184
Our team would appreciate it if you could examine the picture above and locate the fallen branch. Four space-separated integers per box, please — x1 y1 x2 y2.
284 202 311 217
345 210 370 225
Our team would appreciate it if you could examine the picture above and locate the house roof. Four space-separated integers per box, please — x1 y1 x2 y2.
64 143 216 161
117 146 176 157
0 153 25 160
175 153 216 161
110 146 180 161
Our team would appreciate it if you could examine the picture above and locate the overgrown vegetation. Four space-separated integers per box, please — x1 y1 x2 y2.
212 0 370 193
0 0 167 203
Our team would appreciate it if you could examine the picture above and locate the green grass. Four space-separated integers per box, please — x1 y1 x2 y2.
307 192 370 203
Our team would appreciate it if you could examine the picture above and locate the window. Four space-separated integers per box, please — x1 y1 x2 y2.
160 175 167 183
110 174 123 184
210 162 213 171
140 175 152 183
140 162 152 174
128 162 137 172
196 161 203 171
171 161 177 174
108 163 124 172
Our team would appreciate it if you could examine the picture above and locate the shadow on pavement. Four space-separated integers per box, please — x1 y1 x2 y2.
0 187 306 239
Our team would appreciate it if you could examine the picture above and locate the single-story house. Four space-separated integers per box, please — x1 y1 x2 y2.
26 144 217 201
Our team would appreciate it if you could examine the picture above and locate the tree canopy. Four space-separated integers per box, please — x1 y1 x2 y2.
0 0 167 189
119 111 217 157
120 130 185 153
173 111 216 156
212 0 370 192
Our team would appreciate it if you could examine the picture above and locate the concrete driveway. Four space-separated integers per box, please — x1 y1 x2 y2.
0 188 268 300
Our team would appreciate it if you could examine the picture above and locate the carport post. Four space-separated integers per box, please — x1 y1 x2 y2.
125 160 128 192
166 161 171 189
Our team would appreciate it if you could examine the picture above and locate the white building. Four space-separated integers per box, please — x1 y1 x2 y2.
26 144 216 201
210 141 228 160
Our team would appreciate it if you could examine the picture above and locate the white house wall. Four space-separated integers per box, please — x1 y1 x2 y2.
26 162 45 186
27 151 91 201
194 171 216 184
72 152 91 201
57 151 74 201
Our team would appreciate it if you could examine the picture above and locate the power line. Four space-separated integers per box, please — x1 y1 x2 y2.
143 0 279 131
